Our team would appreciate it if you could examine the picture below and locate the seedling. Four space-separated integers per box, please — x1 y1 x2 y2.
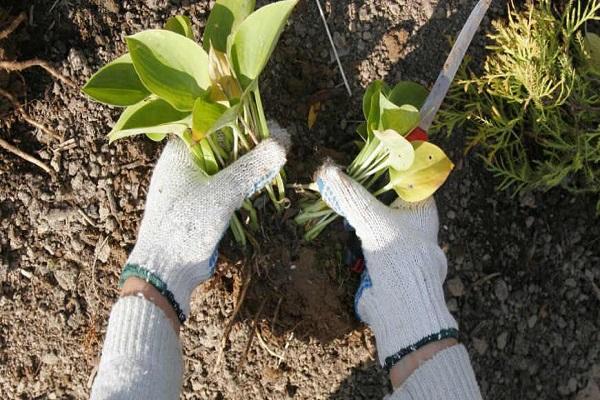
295 0 491 240
295 80 454 240
82 0 298 245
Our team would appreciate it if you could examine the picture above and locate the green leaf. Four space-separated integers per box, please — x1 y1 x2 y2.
356 121 368 141
181 130 219 174
108 97 191 143
203 0 255 52
381 104 420 135
208 103 242 134
199 139 219 174
362 80 388 119
388 81 429 109
164 15 194 40
373 129 415 170
112 97 189 131
126 30 211 111
192 97 228 140
389 141 454 202
109 119 190 143
82 54 150 106
145 133 167 141
229 0 298 88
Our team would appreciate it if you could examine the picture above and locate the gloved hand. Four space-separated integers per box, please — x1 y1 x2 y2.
315 163 457 368
125 122 290 320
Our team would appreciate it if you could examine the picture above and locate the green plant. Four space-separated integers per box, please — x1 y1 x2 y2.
434 0 600 211
82 0 298 245
295 81 454 240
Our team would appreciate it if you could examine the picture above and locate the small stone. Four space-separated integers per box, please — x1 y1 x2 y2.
568 377 578 393
41 352 60 365
497 331 508 350
447 298 459 312
95 238 111 263
358 8 369 21
526 216 535 227
447 210 456 220
447 277 465 297
565 278 577 288
527 315 538 328
494 279 509 301
54 267 77 291
67 48 85 72
472 338 488 355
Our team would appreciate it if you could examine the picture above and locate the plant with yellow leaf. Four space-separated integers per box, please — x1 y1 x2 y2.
434 0 600 212
295 81 454 240
82 0 298 245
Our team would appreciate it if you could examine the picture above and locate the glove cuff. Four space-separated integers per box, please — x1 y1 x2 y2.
356 249 458 366
125 247 218 319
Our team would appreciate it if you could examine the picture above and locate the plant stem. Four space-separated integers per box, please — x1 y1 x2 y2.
230 213 247 246
206 134 226 167
253 87 270 139
372 184 392 197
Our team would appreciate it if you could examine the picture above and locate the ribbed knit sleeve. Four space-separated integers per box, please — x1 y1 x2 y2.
386 345 482 400
90 296 183 400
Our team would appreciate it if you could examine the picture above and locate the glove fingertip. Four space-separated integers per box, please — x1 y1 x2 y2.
267 120 292 152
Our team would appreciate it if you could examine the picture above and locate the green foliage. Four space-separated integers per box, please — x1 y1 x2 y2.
164 15 194 39
203 0 255 52
229 0 298 89
126 30 210 111
82 0 299 245
82 54 150 106
296 80 454 240
433 0 600 212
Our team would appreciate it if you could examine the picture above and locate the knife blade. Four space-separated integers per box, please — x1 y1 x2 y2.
418 0 492 133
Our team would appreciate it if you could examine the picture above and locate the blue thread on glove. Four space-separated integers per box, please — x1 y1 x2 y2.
354 268 372 322
247 169 279 198
208 247 219 276
317 178 345 218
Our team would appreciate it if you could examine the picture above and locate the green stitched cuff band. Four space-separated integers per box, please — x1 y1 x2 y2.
119 263 187 325
383 328 459 372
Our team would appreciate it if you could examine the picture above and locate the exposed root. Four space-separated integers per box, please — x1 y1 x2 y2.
212 262 253 374
0 12 26 40
0 59 76 88
0 87 61 142
239 296 267 369
0 137 54 175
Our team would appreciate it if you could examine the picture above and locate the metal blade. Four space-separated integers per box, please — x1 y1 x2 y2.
419 0 492 131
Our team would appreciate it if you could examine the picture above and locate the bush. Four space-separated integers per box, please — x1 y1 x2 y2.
434 0 600 211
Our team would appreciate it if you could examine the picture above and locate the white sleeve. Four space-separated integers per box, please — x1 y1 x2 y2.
386 345 482 400
90 296 183 400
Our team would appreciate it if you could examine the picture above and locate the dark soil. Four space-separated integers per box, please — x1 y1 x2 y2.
0 0 599 399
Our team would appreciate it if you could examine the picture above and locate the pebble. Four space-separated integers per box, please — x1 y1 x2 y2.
528 315 538 328
497 331 509 350
447 210 456 219
526 216 535 228
447 277 465 297
358 8 369 21
473 338 488 355
495 279 509 302
568 377 578 393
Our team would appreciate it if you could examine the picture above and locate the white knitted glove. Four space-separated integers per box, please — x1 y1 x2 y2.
315 164 457 367
126 122 290 319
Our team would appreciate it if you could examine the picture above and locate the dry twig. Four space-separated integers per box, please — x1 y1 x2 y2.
0 87 61 142
0 137 53 175
0 12 26 40
0 59 76 88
